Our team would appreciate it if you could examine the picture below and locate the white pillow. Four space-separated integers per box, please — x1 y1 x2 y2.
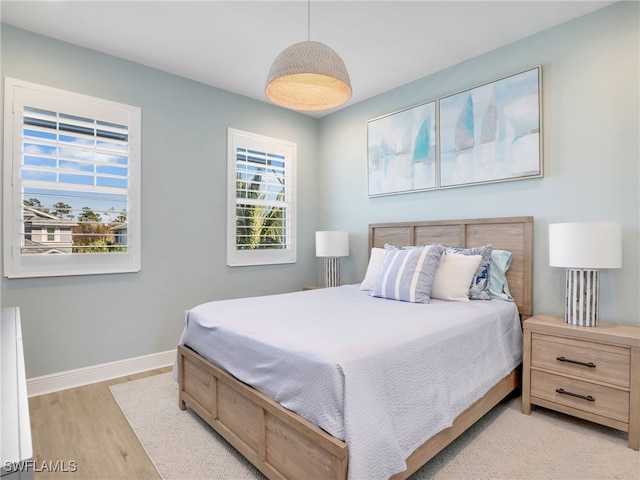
431 252 482 302
359 247 387 290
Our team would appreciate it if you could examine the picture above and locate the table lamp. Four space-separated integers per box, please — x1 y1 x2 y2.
315 231 349 287
549 222 622 326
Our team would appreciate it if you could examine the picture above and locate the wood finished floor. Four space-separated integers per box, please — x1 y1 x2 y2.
28 367 172 480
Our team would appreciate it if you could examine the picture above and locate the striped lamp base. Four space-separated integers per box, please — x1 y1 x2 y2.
565 269 600 327
324 257 341 288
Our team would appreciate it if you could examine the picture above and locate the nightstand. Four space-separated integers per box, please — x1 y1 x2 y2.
522 314 639 450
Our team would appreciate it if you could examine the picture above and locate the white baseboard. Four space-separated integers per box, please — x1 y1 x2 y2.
27 349 176 397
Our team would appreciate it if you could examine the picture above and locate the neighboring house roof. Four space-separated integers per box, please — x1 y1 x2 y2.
110 223 127 233
24 206 78 228
22 238 69 255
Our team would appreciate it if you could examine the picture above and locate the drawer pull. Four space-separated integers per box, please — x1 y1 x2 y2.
556 356 596 368
555 388 595 402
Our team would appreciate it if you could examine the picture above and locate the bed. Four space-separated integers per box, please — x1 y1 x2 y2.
177 216 533 480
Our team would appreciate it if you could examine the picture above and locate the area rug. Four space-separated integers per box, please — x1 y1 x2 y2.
110 372 639 480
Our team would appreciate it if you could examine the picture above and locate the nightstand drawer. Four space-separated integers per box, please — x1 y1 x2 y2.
531 370 629 423
523 315 639 450
531 333 630 387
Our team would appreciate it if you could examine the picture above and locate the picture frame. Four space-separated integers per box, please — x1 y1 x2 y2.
438 67 542 188
366 67 543 196
367 101 437 196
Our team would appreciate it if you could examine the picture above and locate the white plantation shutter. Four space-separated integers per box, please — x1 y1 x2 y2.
235 148 289 249
3 78 141 278
227 128 296 266
22 107 129 191
21 107 130 253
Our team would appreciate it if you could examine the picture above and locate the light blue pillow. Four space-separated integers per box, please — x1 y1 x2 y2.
489 249 514 302
445 245 493 300
371 245 445 303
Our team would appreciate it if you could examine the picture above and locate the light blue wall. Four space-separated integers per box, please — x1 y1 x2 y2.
316 1 639 325
1 1 638 378
319 2 640 323
1 25 320 377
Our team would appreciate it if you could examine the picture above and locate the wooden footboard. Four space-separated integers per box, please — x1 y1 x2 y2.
178 344 349 480
178 344 518 480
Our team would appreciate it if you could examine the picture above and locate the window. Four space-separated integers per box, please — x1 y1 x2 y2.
227 128 296 266
3 78 141 278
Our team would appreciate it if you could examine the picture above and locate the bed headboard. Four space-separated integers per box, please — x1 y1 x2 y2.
368 216 533 318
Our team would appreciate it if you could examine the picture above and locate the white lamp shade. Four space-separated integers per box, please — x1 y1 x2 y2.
315 231 349 257
549 222 621 269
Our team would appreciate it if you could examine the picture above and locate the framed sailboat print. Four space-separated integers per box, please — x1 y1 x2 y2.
438 67 542 188
367 101 437 196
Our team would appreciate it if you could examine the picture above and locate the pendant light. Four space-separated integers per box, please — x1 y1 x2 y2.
265 0 352 111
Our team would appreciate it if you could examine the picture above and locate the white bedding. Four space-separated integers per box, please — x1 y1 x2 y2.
177 284 523 480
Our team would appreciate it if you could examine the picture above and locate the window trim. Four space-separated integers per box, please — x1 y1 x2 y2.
3 77 142 278
226 128 297 267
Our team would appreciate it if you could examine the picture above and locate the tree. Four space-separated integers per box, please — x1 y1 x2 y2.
235 173 285 250
77 207 102 224
52 202 74 220
24 198 47 212
113 210 127 224
72 207 108 252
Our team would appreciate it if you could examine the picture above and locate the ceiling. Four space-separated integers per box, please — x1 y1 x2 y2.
1 0 615 117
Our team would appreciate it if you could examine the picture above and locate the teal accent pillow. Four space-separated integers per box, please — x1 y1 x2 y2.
489 249 514 302
371 245 445 303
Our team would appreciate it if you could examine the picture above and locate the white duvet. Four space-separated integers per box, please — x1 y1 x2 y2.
177 284 523 480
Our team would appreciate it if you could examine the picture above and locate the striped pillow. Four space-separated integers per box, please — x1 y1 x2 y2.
371 245 445 303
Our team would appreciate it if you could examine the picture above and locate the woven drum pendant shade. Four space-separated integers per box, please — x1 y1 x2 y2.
265 41 352 111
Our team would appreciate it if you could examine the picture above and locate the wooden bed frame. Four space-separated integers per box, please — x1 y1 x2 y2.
178 216 533 480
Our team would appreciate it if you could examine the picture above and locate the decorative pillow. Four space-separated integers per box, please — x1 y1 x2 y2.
445 245 493 300
489 249 514 302
383 243 424 250
371 244 445 303
431 253 483 302
359 247 387 290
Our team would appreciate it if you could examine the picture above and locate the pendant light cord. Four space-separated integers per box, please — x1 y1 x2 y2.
307 0 311 42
